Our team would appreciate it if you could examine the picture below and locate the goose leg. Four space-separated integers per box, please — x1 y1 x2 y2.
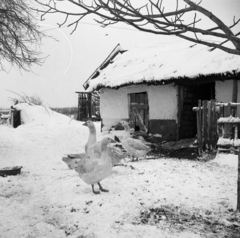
98 182 109 193
91 184 100 195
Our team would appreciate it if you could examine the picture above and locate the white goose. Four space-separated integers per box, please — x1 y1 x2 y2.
62 121 100 169
73 137 114 194
120 121 151 161
62 153 88 170
83 120 127 166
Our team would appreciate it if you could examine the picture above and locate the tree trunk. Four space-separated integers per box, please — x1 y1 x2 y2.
233 80 240 211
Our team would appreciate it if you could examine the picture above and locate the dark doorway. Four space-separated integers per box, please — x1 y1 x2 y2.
12 111 21 128
179 82 215 139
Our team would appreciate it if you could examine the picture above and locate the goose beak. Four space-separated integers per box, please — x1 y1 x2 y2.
82 122 88 126
117 121 123 126
109 138 116 143
113 121 123 128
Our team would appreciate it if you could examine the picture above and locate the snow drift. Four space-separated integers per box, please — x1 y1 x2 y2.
12 103 72 126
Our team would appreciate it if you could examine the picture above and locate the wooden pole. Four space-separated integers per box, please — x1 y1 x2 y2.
177 85 183 141
203 100 208 151
237 149 240 210
77 93 81 121
197 100 202 156
212 100 217 149
207 101 212 151
224 103 231 138
89 93 92 119
232 80 238 103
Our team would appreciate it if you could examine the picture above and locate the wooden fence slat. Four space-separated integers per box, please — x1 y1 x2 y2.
194 100 240 155
202 100 208 150
197 100 202 156
224 103 231 138
208 101 213 151
211 100 217 149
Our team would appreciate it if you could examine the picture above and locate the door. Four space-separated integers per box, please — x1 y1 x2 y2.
128 92 149 133
178 82 215 139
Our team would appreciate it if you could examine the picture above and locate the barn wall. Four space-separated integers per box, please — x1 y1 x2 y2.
100 84 178 139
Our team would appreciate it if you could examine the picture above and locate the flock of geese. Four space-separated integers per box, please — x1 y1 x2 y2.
62 120 151 194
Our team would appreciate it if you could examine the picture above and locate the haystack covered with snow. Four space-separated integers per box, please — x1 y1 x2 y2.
11 103 72 126
83 41 240 141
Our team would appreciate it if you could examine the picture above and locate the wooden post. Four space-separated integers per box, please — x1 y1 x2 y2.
202 100 208 150
212 100 217 149
232 80 238 103
208 101 212 151
77 93 81 121
88 93 92 119
197 100 202 156
224 103 231 138
237 149 240 210
177 85 183 141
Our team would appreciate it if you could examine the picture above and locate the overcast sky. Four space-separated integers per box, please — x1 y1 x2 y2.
1 0 239 108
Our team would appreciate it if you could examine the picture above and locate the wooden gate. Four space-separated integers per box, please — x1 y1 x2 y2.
76 91 100 121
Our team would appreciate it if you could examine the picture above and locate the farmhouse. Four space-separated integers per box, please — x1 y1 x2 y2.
83 41 240 141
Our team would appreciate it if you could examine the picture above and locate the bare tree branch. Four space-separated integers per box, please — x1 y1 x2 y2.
0 0 47 71
33 0 240 55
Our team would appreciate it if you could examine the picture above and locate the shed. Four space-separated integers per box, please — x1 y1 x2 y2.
83 41 240 141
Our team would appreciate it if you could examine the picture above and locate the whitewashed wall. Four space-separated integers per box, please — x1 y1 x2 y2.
215 80 240 102
100 80 240 131
216 80 240 116
100 84 178 130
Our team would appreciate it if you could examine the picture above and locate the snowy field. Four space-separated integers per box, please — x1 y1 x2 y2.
0 104 239 238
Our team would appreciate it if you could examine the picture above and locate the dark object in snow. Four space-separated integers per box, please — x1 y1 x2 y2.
0 166 22 177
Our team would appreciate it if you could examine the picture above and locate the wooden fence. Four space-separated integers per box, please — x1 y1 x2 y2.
193 100 219 156
216 102 240 153
193 100 240 156
194 100 240 211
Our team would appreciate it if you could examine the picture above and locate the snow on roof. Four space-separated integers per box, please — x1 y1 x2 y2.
86 41 240 91
83 43 125 90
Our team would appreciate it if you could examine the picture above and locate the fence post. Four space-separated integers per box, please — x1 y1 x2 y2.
238 150 240 210
202 101 208 150
212 100 218 149
207 101 212 151
197 100 202 156
224 103 231 138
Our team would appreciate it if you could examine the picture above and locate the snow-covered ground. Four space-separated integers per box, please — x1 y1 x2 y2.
0 104 238 238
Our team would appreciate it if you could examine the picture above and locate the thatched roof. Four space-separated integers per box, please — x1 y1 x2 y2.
85 41 240 91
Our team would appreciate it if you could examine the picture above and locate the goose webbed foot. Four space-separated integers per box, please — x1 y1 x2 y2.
91 184 100 195
98 182 109 193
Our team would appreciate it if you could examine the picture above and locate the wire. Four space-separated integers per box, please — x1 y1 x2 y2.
41 21 138 33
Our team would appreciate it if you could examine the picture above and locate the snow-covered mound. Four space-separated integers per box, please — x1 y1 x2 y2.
12 103 72 126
